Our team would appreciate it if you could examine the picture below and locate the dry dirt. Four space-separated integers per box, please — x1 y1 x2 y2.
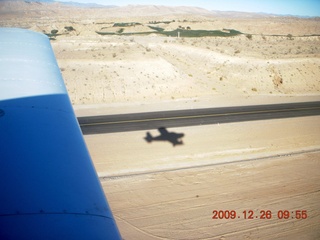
1 2 320 239
103 150 320 240
87 117 320 177
88 116 320 239
1 1 320 107
52 24 320 106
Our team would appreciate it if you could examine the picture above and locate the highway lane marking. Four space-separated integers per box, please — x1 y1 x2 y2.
79 106 320 127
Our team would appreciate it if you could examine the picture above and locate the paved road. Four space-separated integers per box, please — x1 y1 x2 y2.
78 101 320 135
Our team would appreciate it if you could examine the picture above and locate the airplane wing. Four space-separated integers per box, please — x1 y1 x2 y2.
0 28 121 239
158 127 169 135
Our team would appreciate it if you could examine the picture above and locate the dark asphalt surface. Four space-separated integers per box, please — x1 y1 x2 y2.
78 101 320 135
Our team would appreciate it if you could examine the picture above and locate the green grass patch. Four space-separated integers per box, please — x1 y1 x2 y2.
96 28 243 37
149 21 174 24
161 29 242 37
96 31 156 36
148 26 165 32
113 22 142 27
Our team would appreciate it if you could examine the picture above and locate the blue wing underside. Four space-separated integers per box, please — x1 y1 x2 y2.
0 28 121 239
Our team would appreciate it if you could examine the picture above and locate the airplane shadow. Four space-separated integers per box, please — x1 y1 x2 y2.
144 127 185 147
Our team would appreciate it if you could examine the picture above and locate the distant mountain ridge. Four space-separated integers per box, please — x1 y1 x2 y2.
56 1 115 8
7 0 112 8
106 4 213 17
4 0 55 2
1 0 316 19
22 0 54 2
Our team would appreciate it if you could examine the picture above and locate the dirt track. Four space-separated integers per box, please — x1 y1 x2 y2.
83 116 320 239
102 151 320 240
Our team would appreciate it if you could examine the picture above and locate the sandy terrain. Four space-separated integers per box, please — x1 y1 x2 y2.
87 116 320 239
103 150 320 240
86 117 320 177
52 24 320 107
1 1 319 108
1 2 320 239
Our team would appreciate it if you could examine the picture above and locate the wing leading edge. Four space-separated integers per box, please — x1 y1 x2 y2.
0 28 121 239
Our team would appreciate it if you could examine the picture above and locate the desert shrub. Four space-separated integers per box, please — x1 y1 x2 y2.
117 28 124 34
51 29 58 35
65 26 75 31
246 34 253 40
287 34 294 40
273 75 283 87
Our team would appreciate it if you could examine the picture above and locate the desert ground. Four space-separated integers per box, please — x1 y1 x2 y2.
1 1 320 239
